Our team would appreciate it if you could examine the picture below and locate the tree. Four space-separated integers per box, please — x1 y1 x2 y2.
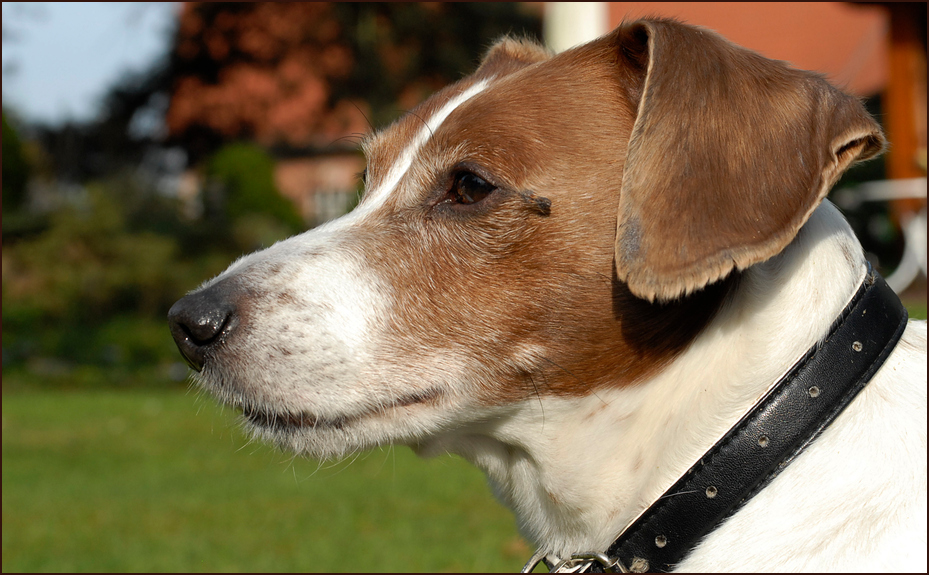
2 111 30 213
204 142 304 251
27 59 175 185
165 2 542 162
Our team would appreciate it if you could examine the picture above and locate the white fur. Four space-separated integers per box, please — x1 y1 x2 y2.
199 228 388 420
415 202 928 571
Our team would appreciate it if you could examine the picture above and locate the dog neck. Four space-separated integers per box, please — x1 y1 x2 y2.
415 202 868 556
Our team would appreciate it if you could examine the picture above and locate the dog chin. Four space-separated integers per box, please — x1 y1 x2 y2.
221 385 450 459
241 418 366 460
240 411 441 461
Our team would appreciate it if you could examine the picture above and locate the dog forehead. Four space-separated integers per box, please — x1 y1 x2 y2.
360 77 495 207
360 44 627 211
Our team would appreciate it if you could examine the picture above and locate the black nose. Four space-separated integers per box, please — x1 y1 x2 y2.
167 282 239 372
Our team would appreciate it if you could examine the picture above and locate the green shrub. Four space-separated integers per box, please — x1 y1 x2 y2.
2 111 30 214
2 188 181 323
1 180 194 375
204 143 304 241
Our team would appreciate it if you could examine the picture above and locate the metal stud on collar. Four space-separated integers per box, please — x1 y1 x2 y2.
521 550 629 573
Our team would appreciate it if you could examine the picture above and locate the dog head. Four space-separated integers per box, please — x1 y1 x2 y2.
168 19 883 459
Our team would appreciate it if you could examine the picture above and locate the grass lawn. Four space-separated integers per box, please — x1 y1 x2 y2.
3 301 924 573
1 388 528 573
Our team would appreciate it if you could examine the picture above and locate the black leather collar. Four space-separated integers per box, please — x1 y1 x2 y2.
526 266 909 573
601 266 909 573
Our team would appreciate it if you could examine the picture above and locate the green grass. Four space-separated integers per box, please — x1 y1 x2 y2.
905 300 927 321
1 388 528 573
3 299 924 573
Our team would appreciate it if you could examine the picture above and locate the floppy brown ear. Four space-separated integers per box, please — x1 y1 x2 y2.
612 19 885 302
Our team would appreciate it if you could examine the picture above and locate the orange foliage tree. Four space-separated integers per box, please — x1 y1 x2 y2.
165 3 542 161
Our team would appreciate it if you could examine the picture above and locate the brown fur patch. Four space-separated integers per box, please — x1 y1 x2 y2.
354 34 734 402
349 17 880 403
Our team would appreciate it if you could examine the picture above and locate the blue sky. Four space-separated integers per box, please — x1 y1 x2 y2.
2 2 178 126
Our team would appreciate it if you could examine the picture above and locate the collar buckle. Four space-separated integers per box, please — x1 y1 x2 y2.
522 550 628 573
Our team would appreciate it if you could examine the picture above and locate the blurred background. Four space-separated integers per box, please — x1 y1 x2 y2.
2 2 925 572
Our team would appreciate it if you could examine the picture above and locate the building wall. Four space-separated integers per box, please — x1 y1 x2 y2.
274 154 365 226
545 2 888 97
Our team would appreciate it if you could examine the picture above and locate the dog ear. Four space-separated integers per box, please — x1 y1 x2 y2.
612 19 885 302
475 36 552 78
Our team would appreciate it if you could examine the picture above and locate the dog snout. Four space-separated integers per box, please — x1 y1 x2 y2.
168 282 240 372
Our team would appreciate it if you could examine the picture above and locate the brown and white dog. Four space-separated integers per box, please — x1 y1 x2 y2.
169 19 927 572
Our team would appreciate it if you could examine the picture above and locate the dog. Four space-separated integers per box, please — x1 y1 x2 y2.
169 19 927 572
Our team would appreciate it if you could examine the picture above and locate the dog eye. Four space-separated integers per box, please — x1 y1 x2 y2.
448 172 496 205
